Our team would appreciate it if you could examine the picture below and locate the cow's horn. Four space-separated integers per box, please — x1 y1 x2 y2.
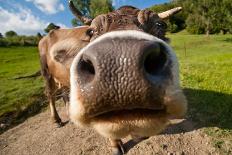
158 7 182 19
68 0 92 25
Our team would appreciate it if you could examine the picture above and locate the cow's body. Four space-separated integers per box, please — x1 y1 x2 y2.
38 26 89 125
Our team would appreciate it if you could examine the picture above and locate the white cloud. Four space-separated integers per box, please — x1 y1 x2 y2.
26 0 65 14
0 0 68 36
112 0 117 7
0 6 68 35
0 6 67 35
0 6 48 35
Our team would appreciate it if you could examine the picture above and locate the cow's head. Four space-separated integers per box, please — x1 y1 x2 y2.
69 0 187 139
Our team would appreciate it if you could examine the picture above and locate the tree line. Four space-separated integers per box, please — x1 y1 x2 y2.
0 31 42 47
0 23 60 47
150 0 232 34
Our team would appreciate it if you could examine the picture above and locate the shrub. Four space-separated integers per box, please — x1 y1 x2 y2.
0 36 40 47
5 31 18 38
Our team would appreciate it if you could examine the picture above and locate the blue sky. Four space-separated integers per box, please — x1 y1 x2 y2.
0 0 169 35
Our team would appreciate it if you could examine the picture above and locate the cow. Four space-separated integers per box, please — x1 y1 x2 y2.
68 1 187 154
38 26 90 127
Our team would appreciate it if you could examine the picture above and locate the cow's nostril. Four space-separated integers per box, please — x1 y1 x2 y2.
144 44 167 76
77 55 95 83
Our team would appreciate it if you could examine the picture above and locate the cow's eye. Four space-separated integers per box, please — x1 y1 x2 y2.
155 21 167 29
86 29 94 37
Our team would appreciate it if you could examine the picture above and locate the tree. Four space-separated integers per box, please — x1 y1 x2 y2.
72 0 91 16
44 23 60 33
176 0 232 35
71 18 82 27
90 0 114 18
0 33 3 38
37 32 42 38
70 0 114 26
216 0 232 34
5 31 18 38
71 0 91 26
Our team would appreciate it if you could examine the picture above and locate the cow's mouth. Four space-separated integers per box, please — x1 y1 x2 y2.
92 108 167 122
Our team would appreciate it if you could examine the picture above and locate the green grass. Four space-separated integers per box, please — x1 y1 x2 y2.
0 47 44 118
169 34 232 153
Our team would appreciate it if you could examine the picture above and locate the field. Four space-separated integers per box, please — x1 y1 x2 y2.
0 47 44 123
170 33 232 153
0 34 232 153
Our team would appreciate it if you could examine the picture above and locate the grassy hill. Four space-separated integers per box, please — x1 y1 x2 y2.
0 34 231 152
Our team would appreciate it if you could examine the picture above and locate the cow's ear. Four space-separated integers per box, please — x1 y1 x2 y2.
53 49 69 63
138 9 159 26
52 49 75 68
50 39 81 66
137 9 161 33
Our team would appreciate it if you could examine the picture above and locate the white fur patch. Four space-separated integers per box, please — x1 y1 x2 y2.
70 48 86 125
69 30 183 137
92 117 169 139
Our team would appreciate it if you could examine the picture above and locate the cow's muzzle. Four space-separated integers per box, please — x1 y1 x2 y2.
70 30 186 127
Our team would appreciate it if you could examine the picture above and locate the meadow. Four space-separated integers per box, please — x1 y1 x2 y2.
0 47 44 124
0 33 231 152
170 33 232 153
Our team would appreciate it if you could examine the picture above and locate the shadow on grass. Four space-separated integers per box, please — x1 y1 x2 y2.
223 37 232 43
164 88 232 135
159 88 232 137
184 88 232 129
0 94 47 134
123 88 232 151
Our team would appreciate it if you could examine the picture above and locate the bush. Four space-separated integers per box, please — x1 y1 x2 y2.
0 39 9 47
5 31 18 38
168 22 178 33
0 36 41 47
186 15 205 34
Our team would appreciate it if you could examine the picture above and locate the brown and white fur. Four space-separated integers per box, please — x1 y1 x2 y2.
67 2 187 154
38 26 90 126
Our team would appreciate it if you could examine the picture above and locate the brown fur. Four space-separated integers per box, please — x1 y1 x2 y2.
38 26 90 125
89 6 168 41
